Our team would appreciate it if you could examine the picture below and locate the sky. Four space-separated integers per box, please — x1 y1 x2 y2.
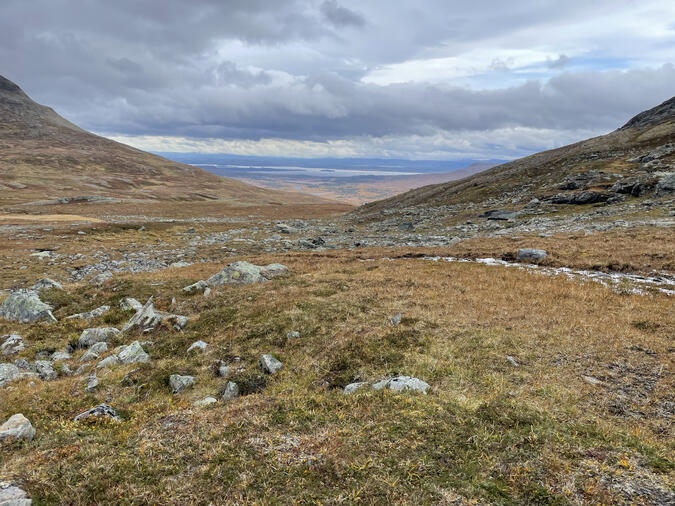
1 0 674 160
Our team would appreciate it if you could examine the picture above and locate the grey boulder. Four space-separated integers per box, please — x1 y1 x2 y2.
0 414 35 441
655 172 675 195
259 354 283 374
31 278 63 292
119 298 142 311
372 376 430 394
187 340 207 353
66 305 110 321
169 374 195 393
0 481 32 505
0 290 56 323
79 342 108 363
84 373 98 393
343 382 368 394
78 327 119 348
194 396 217 407
1 334 24 356
183 280 208 295
0 363 21 387
121 297 188 332
221 381 239 400
35 360 57 381
206 261 288 287
117 341 150 364
516 249 548 261
74 404 120 422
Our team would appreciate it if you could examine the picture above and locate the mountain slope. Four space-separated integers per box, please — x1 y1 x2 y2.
0 75 334 207
354 97 675 218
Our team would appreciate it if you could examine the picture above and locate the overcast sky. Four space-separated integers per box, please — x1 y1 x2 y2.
2 0 674 160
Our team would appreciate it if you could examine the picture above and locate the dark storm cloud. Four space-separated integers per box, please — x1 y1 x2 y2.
1 0 674 157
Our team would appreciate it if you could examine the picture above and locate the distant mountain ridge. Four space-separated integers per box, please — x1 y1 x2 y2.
0 75 332 207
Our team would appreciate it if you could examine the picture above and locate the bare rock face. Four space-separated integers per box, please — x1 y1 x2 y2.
620 96 675 130
0 413 35 441
0 290 56 323
206 261 288 287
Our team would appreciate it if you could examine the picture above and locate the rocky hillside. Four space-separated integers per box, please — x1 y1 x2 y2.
354 97 675 220
0 76 332 208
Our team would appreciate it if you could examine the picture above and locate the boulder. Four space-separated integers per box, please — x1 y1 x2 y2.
549 191 611 205
655 172 675 195
194 396 217 407
206 261 288 287
119 298 142 311
0 290 56 323
221 381 239 400
516 249 548 262
79 342 107 363
183 280 208 294
169 374 195 393
90 271 113 286
343 382 368 394
74 404 120 422
187 341 207 353
214 361 230 378
31 278 63 292
96 356 120 369
0 414 35 441
50 350 71 362
480 210 518 221
274 223 296 234
259 354 283 374
0 481 32 505
78 327 119 348
84 373 98 393
121 297 188 332
34 360 57 381
0 363 21 387
117 341 150 364
1 334 24 356
372 376 430 394
66 305 110 321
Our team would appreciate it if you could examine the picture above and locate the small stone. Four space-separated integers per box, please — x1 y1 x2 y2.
259 354 283 374
0 413 35 441
194 396 217 407
84 373 98 393
50 350 72 362
221 381 239 400
516 249 548 261
90 271 113 286
388 313 402 326
183 280 208 294
343 382 368 394
74 404 120 422
372 376 430 394
203 287 212 298
169 374 195 393
187 340 207 353
78 327 119 348
506 356 520 367
582 375 603 386
286 330 300 339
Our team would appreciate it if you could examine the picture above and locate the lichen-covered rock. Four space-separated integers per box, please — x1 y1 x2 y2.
84 373 98 393
1 334 24 356
221 381 239 400
286 330 300 339
0 290 56 323
169 374 195 393
79 342 108 363
516 249 548 261
90 271 113 286
0 413 35 441
187 340 207 353
34 360 57 381
259 354 283 374
31 278 63 292
117 341 149 364
66 305 110 321
121 297 188 332
96 355 120 369
78 327 119 348
0 363 20 387
0 480 32 505
372 376 430 394
74 404 120 422
50 350 71 362
206 261 288 287
655 172 675 195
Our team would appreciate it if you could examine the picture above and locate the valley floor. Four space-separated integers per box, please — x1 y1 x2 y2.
0 206 672 504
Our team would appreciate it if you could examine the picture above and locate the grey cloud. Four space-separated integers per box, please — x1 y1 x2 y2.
547 54 571 69
320 1 366 28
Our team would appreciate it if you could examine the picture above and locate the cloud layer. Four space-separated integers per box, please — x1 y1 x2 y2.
2 0 674 159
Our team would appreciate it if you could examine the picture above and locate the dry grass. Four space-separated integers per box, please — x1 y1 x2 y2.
0 247 672 504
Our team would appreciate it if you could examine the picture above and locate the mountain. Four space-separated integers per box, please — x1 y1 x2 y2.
354 97 675 219
0 75 334 208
